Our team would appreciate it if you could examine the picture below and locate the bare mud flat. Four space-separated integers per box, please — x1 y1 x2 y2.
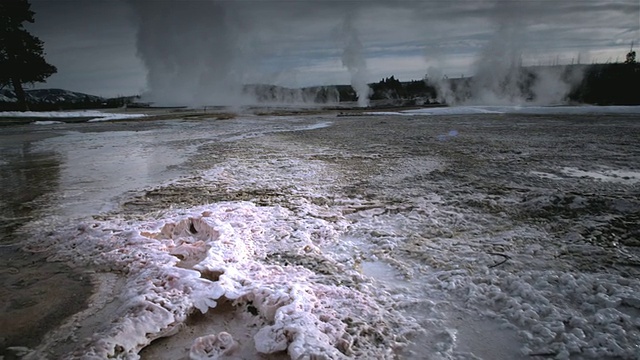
1 110 639 359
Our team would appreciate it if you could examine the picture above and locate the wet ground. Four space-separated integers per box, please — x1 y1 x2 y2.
0 115 340 358
0 245 91 356
1 111 639 359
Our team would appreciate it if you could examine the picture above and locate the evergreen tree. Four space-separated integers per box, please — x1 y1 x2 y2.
0 0 56 111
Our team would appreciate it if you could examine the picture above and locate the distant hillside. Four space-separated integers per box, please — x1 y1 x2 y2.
0 89 143 111
0 88 105 111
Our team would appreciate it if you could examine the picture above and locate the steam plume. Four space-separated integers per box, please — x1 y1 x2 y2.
465 1 585 105
125 0 624 107
130 0 252 106
340 14 371 107
422 1 592 106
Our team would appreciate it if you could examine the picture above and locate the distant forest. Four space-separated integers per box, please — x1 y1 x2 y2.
338 62 640 106
566 63 639 105
1 62 638 110
257 62 640 106
440 63 640 106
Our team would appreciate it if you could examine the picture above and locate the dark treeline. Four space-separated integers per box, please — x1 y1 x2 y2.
370 76 438 103
336 76 438 105
568 63 640 105
440 63 640 105
1 63 638 110
359 63 640 106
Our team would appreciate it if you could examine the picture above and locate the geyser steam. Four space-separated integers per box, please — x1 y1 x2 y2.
129 0 350 107
126 0 621 107
465 1 584 105
130 0 251 106
423 0 593 106
470 10 526 104
340 14 371 107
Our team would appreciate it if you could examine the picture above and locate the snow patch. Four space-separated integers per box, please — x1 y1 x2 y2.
366 105 640 117
32 120 64 125
561 167 640 184
0 110 146 122
299 121 333 130
362 111 412 116
529 171 564 180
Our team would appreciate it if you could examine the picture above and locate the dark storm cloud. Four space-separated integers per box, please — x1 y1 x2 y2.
28 0 145 97
25 0 640 103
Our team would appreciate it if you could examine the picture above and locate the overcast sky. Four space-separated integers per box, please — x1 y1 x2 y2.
27 0 640 99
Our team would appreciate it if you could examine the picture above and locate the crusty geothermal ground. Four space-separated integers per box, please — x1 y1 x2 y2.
1 108 639 359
